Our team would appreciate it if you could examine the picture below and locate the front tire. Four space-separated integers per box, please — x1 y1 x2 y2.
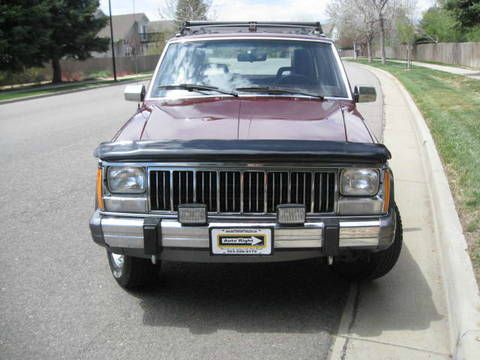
332 205 403 281
106 250 158 289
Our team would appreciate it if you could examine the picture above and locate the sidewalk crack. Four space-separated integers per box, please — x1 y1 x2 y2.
342 336 451 358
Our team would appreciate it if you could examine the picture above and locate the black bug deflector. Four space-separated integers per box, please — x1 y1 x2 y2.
94 140 391 163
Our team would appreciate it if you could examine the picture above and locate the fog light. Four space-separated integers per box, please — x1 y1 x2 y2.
277 204 306 225
178 204 207 225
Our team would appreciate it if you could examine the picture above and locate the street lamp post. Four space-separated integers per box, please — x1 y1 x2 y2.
108 0 117 81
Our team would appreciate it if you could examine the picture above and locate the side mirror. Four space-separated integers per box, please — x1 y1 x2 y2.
124 84 146 102
353 86 377 103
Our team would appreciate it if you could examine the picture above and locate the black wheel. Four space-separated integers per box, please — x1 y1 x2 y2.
106 250 159 289
332 205 403 281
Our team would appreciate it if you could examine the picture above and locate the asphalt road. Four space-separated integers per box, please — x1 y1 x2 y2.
0 63 382 360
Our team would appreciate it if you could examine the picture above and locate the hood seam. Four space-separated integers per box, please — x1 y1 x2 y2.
236 99 242 139
340 106 349 142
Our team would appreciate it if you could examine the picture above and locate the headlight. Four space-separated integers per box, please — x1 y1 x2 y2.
340 168 379 196
107 167 146 194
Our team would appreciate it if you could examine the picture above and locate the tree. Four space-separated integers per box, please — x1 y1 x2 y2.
327 0 376 61
367 0 391 64
445 0 480 28
327 0 360 58
0 0 108 83
176 0 209 28
45 0 109 83
0 1 51 72
159 0 178 20
387 1 417 69
356 0 378 62
420 6 461 42
159 0 210 29
330 0 394 64
445 0 480 40
396 11 416 68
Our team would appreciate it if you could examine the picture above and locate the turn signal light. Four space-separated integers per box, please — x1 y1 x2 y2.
383 171 391 213
96 168 104 210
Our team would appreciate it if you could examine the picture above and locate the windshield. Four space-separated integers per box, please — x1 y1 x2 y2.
150 39 349 99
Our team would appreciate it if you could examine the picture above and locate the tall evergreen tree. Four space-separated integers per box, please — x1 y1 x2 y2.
45 0 109 83
0 1 51 71
0 0 109 83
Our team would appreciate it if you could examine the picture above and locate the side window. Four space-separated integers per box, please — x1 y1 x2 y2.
312 45 346 96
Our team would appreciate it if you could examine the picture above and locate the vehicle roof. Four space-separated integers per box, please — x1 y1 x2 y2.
168 32 334 43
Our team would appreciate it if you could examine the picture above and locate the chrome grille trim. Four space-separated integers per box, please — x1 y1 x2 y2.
149 166 337 215
310 171 315 213
193 170 197 203
216 170 220 213
196 171 217 211
169 170 174 211
155 172 159 210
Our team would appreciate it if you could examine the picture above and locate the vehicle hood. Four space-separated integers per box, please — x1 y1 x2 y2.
113 97 374 143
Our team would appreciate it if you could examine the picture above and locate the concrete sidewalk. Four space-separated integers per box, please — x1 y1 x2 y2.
329 64 451 359
390 59 480 80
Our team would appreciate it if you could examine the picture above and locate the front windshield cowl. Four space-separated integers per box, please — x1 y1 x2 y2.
235 86 324 100
157 84 238 97
150 39 348 100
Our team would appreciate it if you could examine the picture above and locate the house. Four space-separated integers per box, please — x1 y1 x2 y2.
95 13 175 57
141 20 176 55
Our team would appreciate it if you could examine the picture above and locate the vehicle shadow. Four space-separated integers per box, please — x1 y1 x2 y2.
130 245 442 337
133 259 349 335
344 245 445 338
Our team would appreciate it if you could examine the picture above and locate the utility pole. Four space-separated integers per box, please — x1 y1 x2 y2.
108 0 117 81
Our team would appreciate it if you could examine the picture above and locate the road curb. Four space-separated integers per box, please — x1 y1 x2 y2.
327 283 358 360
0 76 150 105
368 66 480 359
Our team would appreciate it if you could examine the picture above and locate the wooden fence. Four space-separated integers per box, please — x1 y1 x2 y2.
414 42 480 69
60 54 160 80
1 54 161 85
369 42 480 69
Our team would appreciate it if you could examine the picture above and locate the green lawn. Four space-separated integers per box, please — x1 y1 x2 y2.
356 59 480 275
0 73 152 102
0 82 100 101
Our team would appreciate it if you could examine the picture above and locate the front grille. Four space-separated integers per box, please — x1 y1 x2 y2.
196 171 217 212
150 168 336 214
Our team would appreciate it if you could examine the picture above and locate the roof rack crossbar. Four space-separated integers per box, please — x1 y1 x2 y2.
180 21 324 36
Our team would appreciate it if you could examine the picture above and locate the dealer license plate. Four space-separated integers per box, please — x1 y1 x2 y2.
210 228 273 255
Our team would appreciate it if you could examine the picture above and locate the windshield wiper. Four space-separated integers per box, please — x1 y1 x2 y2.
236 86 324 100
157 84 238 97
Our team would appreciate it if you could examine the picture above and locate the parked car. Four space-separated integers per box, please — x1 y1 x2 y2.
90 21 402 289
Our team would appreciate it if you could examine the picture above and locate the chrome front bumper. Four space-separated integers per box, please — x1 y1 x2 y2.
90 210 396 262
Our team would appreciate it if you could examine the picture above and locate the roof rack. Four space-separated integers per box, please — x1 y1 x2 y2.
179 21 324 37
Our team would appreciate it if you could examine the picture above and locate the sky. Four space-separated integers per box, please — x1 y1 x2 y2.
99 0 437 22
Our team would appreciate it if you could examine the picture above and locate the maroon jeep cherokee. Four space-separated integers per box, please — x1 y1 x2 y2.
90 22 402 289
